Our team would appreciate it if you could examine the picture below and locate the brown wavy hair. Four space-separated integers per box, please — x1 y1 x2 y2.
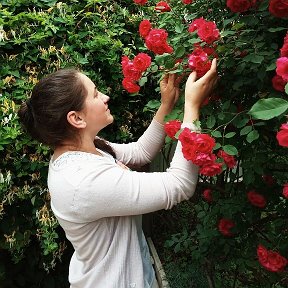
18 68 115 157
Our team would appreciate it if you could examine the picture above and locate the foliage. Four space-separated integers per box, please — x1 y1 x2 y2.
126 0 288 286
0 0 156 286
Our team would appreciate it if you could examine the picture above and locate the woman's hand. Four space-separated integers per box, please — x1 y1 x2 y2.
183 58 218 122
154 73 183 124
160 73 183 111
185 58 218 109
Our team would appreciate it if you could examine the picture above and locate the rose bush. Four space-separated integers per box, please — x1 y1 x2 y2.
124 0 288 286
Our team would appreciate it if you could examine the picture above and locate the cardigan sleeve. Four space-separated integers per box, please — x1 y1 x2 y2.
109 119 166 167
65 138 199 222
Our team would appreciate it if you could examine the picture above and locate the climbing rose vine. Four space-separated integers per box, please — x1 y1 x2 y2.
124 0 288 285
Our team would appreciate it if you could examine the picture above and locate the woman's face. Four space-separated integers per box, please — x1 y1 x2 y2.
78 73 114 135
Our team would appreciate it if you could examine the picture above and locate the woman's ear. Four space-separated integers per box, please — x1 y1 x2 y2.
67 111 87 129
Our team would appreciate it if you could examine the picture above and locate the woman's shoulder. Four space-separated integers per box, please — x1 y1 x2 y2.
50 150 114 169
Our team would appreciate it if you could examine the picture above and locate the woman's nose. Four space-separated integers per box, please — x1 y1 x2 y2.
100 93 110 103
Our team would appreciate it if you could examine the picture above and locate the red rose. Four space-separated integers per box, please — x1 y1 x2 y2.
193 133 216 153
257 244 288 272
284 32 288 44
269 0 288 18
282 184 288 198
122 78 140 94
145 29 173 55
200 162 223 176
181 144 197 161
192 152 216 166
280 43 288 57
218 218 235 237
247 190 266 208
197 21 220 44
121 56 129 70
155 1 171 12
262 175 275 186
188 17 206 33
203 188 213 203
182 0 193 4
178 128 198 145
133 0 148 5
276 57 288 81
133 53 151 72
226 0 252 13
217 150 237 168
276 123 288 147
179 128 198 161
122 62 142 81
202 46 219 58
272 75 287 92
164 120 181 139
188 49 212 77
139 20 152 38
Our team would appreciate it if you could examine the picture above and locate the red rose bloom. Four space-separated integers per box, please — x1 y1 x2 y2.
122 61 142 81
217 150 237 168
178 128 198 145
276 123 288 147
164 120 181 139
188 49 212 77
133 53 151 72
183 0 193 4
276 57 288 81
193 133 216 153
272 75 287 92
269 0 288 18
200 162 223 176
197 21 220 44
257 244 288 272
122 78 140 94
145 29 173 55
133 0 148 5
282 184 288 198
247 190 267 208
280 43 288 57
155 1 171 12
203 189 213 203
139 20 152 38
188 17 206 33
192 152 216 166
226 0 252 13
178 128 198 161
121 56 129 70
262 175 275 186
218 218 235 237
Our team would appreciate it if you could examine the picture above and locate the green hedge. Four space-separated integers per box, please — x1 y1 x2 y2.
0 1 156 286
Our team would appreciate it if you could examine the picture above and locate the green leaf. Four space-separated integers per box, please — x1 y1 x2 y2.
248 98 288 120
139 77 147 86
243 54 264 64
266 62 276 71
233 117 249 128
285 83 288 95
225 132 236 138
214 143 221 150
175 23 184 33
240 126 253 136
174 46 185 58
211 131 222 138
206 115 216 129
222 145 238 156
246 130 259 143
268 27 288 32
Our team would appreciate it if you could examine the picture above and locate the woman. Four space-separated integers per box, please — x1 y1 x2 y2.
18 59 217 288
